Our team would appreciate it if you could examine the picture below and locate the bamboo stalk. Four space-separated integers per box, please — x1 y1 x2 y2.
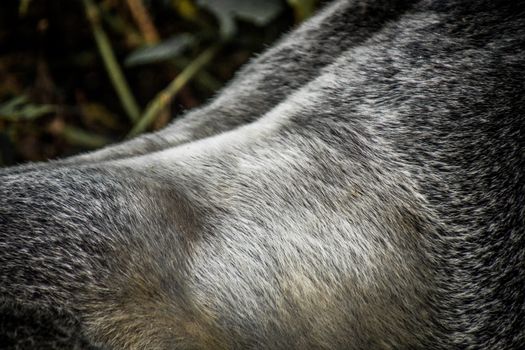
127 43 220 137
126 0 160 44
61 125 111 149
83 0 141 123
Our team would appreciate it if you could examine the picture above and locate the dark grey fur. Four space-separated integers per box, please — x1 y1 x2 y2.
1 0 524 348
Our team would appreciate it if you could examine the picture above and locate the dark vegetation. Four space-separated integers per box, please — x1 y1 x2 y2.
0 0 317 166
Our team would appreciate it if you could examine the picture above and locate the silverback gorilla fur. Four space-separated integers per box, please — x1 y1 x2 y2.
1 0 524 348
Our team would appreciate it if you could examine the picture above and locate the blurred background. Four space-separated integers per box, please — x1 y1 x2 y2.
0 0 318 166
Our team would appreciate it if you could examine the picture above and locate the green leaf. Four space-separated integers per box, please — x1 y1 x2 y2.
197 0 284 40
1 95 28 111
125 33 195 67
0 96 55 121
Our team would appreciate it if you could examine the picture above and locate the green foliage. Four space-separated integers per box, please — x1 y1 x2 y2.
125 34 195 66
0 96 54 122
0 0 319 166
198 0 283 39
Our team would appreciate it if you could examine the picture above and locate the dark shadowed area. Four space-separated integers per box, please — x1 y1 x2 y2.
0 0 318 166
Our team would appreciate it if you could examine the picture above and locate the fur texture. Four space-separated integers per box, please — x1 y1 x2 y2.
1 0 524 348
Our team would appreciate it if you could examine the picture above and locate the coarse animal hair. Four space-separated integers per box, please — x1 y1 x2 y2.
1 0 524 348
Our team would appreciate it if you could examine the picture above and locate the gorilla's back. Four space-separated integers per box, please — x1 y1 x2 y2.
0 0 524 349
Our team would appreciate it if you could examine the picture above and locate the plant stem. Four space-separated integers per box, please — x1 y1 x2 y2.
83 0 141 123
126 0 160 44
170 58 222 92
127 43 220 138
61 125 112 149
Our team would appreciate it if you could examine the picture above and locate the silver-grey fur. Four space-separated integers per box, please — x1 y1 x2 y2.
1 0 524 349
